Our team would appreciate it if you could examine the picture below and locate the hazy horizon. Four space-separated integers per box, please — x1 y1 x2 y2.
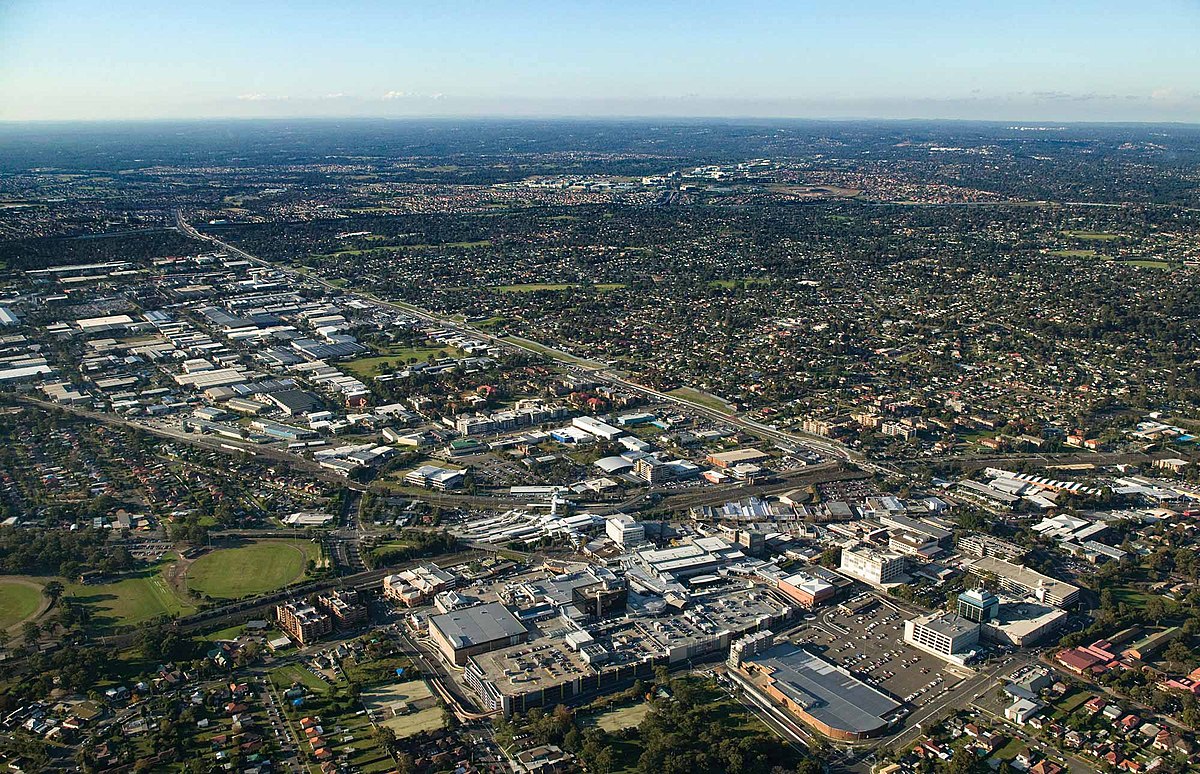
2 1 1199 123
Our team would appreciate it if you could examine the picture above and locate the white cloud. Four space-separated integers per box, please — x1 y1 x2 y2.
382 90 409 100
236 93 289 101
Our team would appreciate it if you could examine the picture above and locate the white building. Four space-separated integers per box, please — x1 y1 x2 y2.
605 515 646 547
572 415 624 441
839 544 907 586
904 613 980 665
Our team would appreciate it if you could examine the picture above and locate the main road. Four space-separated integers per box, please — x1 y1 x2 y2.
174 209 861 465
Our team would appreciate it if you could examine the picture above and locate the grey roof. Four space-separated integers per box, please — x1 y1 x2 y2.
751 644 902 735
268 389 322 413
916 613 979 638
429 602 527 649
594 455 634 474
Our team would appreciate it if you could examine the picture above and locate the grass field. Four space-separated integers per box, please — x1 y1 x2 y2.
587 702 652 732
668 386 733 414
492 282 624 293
1049 249 1100 258
66 566 195 631
0 578 43 629
1062 230 1121 241
186 539 315 599
271 663 333 694
342 344 465 380
1122 259 1173 269
363 680 443 738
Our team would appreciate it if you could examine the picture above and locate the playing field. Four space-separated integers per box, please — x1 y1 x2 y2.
1062 230 1121 241
66 566 195 631
363 680 443 737
588 701 652 732
492 282 624 293
0 578 44 630
186 540 315 599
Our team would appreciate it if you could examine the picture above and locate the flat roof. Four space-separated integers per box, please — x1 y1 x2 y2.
429 602 527 649
913 612 978 638
748 643 902 735
967 556 1079 600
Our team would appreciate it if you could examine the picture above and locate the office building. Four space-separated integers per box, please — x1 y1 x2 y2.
605 515 646 547
967 556 1080 607
382 563 457 607
957 588 1001 624
840 544 907 587
904 613 980 665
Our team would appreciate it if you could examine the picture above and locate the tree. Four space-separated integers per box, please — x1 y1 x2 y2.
42 580 64 605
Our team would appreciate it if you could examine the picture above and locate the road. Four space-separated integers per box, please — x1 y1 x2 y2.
17 395 366 489
174 210 861 465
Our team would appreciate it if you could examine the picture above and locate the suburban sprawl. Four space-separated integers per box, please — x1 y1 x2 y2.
2 119 1200 774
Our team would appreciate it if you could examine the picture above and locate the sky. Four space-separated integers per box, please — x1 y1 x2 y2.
1 0 1199 122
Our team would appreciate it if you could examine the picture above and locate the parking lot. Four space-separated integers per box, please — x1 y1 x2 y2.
786 599 966 710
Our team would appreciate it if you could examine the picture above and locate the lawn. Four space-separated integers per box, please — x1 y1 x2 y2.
341 344 465 380
65 565 195 631
1062 230 1121 241
0 578 44 629
668 386 733 414
492 282 624 293
271 663 333 695
362 680 442 738
203 623 248 641
1121 259 1173 270
586 701 652 732
186 539 316 599
1049 249 1100 258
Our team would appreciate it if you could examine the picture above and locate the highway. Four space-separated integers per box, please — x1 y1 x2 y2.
177 211 1145 478
17 395 367 489
174 209 862 465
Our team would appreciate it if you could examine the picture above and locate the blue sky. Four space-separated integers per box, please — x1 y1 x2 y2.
1 0 1198 121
